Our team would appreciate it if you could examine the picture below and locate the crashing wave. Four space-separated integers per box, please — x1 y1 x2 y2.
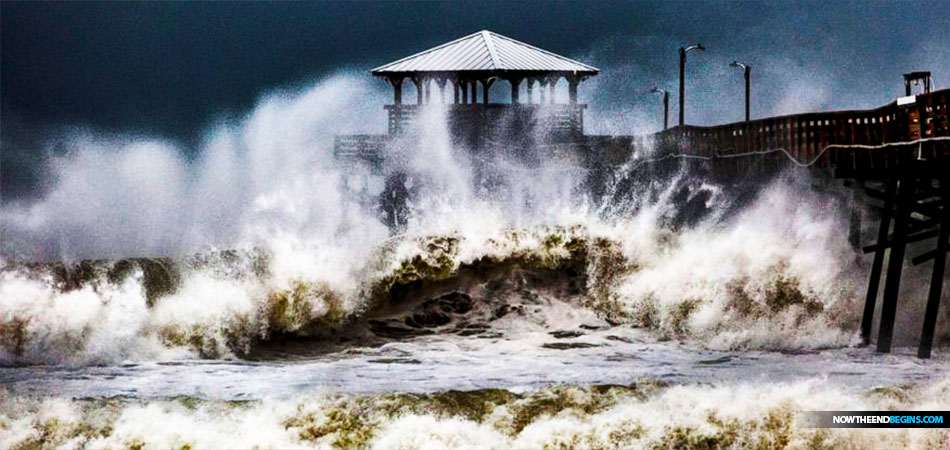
3 379 949 449
0 181 875 365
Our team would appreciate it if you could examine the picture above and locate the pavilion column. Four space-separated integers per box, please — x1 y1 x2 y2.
567 75 579 105
453 80 460 104
389 76 405 105
436 78 448 104
469 81 477 104
481 79 495 105
412 76 424 105
527 79 535 104
424 78 432 104
538 79 547 104
509 77 522 104
547 76 558 104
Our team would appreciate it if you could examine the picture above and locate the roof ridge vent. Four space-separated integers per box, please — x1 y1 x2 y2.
481 30 502 70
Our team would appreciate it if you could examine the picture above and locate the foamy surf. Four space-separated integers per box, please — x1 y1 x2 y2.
1 70 948 450
0 184 876 366
3 379 950 449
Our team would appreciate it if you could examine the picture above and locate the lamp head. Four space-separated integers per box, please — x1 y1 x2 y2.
729 60 749 70
685 43 705 53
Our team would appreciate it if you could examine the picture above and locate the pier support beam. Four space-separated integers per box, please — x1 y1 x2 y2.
877 176 916 353
918 177 949 358
861 179 895 345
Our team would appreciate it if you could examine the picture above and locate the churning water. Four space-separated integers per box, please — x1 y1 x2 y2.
1 74 948 448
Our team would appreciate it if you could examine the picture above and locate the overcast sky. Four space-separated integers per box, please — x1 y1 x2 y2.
2 0 949 199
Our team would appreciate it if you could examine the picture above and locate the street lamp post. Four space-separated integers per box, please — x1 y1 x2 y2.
678 43 705 126
650 86 669 130
729 61 751 122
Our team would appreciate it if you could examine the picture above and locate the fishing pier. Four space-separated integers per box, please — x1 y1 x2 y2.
334 31 950 358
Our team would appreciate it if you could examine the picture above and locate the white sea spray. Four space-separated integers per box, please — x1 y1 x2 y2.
0 72 944 365
3 380 950 449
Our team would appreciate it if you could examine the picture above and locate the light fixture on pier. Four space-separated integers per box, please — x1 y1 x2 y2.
679 43 705 126
729 60 751 122
650 86 670 130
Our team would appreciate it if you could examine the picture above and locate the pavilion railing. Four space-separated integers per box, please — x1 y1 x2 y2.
333 134 389 166
384 103 587 140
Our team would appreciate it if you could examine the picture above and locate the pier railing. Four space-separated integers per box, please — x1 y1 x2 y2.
639 88 949 169
336 89 948 175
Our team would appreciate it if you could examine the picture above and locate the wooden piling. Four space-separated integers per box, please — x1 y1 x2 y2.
877 175 916 353
918 177 950 358
861 179 895 344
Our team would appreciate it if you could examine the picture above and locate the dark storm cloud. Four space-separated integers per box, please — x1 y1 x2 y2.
2 0 949 199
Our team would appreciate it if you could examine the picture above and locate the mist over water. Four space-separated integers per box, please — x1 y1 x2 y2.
3 68 950 450
0 71 886 366
2 3 949 445
2 74 387 261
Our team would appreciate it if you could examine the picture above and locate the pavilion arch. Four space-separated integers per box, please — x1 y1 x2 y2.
372 30 597 107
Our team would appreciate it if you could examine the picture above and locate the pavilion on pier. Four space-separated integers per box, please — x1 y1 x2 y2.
371 30 598 140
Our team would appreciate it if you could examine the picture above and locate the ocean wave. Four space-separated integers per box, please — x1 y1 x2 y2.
0 180 880 365
3 379 949 449
3 73 946 366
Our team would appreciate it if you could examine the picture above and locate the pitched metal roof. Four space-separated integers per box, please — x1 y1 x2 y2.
372 30 598 76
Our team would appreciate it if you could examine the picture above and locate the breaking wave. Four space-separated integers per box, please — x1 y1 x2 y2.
1 180 870 365
4 379 950 449
0 73 943 366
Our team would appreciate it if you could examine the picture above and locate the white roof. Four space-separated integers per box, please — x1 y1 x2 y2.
372 30 598 76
